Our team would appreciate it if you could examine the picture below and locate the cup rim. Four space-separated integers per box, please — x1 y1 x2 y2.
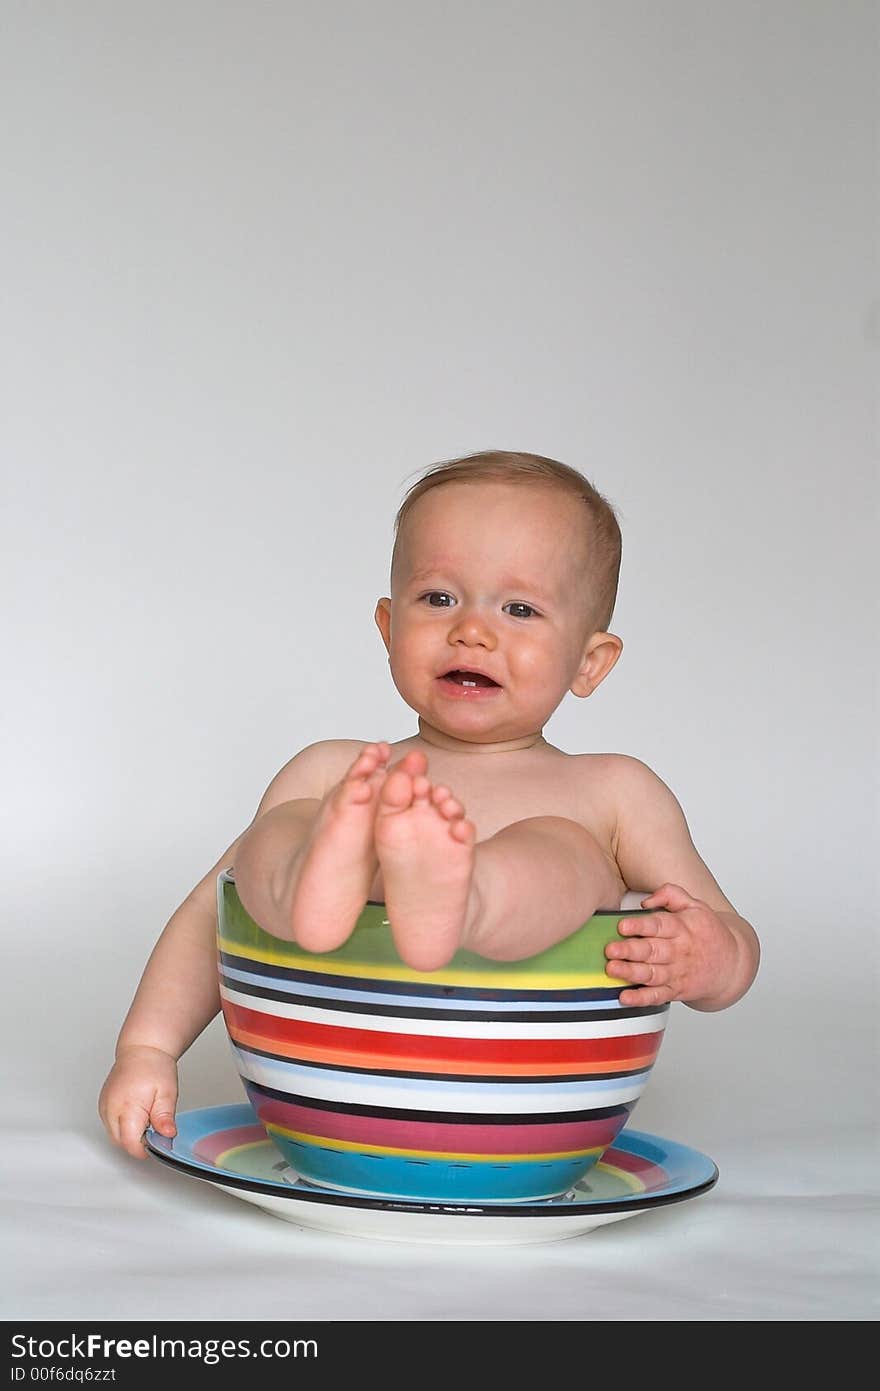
217 867 661 916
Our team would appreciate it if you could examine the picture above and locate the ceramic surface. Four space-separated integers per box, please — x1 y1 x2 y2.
217 871 669 1203
146 1104 717 1246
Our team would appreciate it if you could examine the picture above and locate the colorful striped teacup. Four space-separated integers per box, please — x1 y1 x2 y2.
216 870 669 1203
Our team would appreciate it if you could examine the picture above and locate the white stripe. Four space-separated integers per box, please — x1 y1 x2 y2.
221 985 666 1041
230 1045 653 1113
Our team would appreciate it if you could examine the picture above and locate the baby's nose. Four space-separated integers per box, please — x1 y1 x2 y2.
447 606 498 645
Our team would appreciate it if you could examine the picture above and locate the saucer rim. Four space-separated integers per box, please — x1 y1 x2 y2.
146 1107 718 1219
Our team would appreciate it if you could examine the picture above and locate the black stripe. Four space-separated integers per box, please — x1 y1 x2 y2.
219 973 667 1023
147 1144 719 1217
242 1078 632 1126
218 951 631 1004
364 901 656 917
232 1041 655 1085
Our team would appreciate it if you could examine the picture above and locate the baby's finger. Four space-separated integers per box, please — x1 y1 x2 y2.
617 914 674 937
149 1101 177 1139
118 1106 151 1159
606 958 666 988
606 937 674 965
618 983 675 1008
640 884 699 913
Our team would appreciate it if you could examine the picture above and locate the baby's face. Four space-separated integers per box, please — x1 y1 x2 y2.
375 481 616 742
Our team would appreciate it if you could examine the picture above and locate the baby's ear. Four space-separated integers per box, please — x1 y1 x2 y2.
571 632 623 697
374 598 392 650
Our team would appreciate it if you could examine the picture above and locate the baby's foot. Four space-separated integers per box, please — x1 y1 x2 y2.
290 742 403 952
374 759 477 972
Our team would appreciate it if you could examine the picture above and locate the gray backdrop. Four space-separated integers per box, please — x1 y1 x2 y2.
3 1 877 1320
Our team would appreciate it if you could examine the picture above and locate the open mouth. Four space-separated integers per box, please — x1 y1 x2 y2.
440 669 501 688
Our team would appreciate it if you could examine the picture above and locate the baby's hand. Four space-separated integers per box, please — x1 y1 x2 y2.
98 1045 179 1159
604 882 741 1009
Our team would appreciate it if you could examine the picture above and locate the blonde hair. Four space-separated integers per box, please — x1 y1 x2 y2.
391 450 622 633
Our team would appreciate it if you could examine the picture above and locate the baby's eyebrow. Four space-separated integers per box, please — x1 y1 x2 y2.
406 567 557 603
406 567 446 583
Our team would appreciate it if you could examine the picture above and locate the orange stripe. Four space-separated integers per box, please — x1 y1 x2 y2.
228 1025 658 1076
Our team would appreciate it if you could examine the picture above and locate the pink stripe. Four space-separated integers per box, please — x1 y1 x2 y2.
193 1124 266 1165
601 1146 667 1187
252 1096 625 1155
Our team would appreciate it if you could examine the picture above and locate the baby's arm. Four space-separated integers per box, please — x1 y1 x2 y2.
604 757 760 1011
98 741 333 1157
98 873 229 1158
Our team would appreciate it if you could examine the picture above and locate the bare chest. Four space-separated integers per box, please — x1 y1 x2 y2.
384 741 620 858
419 754 615 849
324 740 626 907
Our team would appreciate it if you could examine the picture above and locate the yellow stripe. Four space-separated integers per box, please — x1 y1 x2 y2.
596 1161 645 1193
265 1123 603 1164
218 937 616 990
215 1141 271 1167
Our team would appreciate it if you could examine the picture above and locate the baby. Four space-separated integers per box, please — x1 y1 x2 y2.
99 450 760 1158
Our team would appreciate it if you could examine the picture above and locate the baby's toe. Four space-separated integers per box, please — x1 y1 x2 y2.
449 816 476 844
348 745 381 779
378 768 414 810
433 788 465 820
398 749 428 777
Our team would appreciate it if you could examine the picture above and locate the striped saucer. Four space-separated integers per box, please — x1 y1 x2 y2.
146 1105 718 1245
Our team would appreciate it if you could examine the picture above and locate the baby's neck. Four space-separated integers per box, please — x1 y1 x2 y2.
416 718 547 755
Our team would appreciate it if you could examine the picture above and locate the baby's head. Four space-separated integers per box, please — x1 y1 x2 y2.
375 451 624 747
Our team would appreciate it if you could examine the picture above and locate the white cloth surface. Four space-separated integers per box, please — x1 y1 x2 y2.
2 1122 876 1321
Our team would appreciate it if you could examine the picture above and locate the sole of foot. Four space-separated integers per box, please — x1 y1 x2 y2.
289 741 402 951
374 762 477 971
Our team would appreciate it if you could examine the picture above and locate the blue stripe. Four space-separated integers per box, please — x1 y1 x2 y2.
220 963 633 1014
267 1138 603 1203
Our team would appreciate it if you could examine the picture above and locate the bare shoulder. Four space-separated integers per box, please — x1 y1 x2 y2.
183 739 368 915
596 754 736 914
592 753 670 800
564 751 635 815
255 738 366 812
594 753 687 834
567 751 634 783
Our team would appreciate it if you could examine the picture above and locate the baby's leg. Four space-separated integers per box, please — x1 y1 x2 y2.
468 817 622 961
374 767 619 970
246 744 425 950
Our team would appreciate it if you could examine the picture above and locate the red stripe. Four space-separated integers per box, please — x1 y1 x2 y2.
250 1096 626 1156
229 1024 658 1075
192 1124 266 1165
222 1001 663 1067
601 1145 667 1188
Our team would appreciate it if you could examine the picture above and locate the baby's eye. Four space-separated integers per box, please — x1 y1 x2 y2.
421 591 455 608
504 602 538 619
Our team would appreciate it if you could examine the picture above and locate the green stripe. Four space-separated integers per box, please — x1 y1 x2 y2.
217 874 656 981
